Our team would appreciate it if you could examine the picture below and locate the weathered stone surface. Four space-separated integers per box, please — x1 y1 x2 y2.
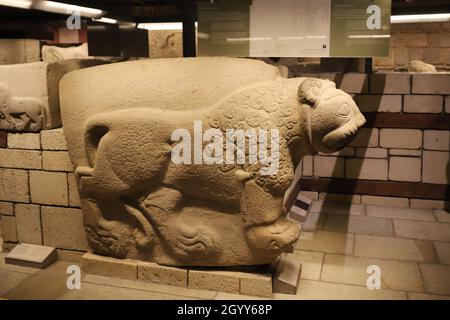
419 264 450 295
30 171 68 206
82 252 137 280
1 215 17 242
345 159 388 180
357 95 402 113
7 132 40 149
394 220 450 241
0 149 41 169
42 151 73 171
367 205 434 221
188 269 240 293
40 128 67 150
41 206 88 251
412 74 450 94
370 73 411 94
362 196 409 208
239 271 273 298
389 156 421 182
59 58 365 267
404 95 443 113
0 168 29 202
380 129 422 149
313 155 345 178
67 173 81 207
137 261 187 287
0 201 14 216
15 204 42 245
424 130 450 151
422 151 449 184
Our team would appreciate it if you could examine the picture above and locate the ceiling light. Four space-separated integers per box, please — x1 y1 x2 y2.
137 22 198 31
93 17 118 24
37 1 104 17
0 0 32 9
391 13 450 24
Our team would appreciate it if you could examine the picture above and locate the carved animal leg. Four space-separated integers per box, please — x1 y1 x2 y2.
16 114 31 130
241 180 300 254
139 187 217 262
0 108 15 130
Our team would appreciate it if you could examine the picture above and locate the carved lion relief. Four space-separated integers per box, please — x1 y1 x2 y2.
60 58 365 266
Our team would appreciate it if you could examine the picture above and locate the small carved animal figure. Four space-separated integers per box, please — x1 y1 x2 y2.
0 82 44 131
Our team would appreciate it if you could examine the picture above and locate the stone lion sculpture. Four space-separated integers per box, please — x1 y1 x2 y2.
0 82 44 131
60 58 365 267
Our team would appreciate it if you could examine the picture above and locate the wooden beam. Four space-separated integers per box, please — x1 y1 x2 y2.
299 177 450 201
362 113 450 130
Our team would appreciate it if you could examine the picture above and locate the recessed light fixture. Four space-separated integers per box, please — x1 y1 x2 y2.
391 13 450 24
137 22 198 31
93 17 118 24
38 1 104 17
0 0 32 9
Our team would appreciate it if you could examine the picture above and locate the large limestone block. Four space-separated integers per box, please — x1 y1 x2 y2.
60 58 365 267
0 59 107 132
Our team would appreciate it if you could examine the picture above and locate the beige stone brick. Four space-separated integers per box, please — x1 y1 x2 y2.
393 47 409 66
15 204 42 245
274 279 407 300
404 95 443 113
422 151 449 184
41 206 88 251
356 147 387 158
336 73 369 94
311 201 363 215
345 158 388 180
239 272 273 298
1 215 17 242
412 74 450 94
319 193 361 204
0 201 14 216
434 210 450 223
319 147 354 157
388 157 421 182
68 173 81 207
0 149 41 169
0 169 29 202
429 32 450 47
370 73 411 94
42 151 73 171
188 269 240 293
40 128 67 151
362 195 409 208
411 199 450 210
302 155 313 176
301 210 326 231
137 261 187 287
357 95 402 113
408 293 450 300
355 235 438 263
321 254 423 292
299 191 318 201
434 242 450 265
30 171 68 206
295 231 354 255
388 149 421 157
419 264 450 295
446 96 450 113
323 215 394 237
292 250 324 281
380 129 422 149
7 133 40 150
367 205 434 221
424 130 450 151
349 128 379 147
313 155 344 178
57 249 84 263
82 252 137 280
394 220 450 241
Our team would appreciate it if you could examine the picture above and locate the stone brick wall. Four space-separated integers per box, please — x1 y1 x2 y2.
0 128 88 252
374 22 450 71
295 72 450 210
1 72 450 253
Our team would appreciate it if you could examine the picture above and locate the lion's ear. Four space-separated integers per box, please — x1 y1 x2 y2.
297 78 322 106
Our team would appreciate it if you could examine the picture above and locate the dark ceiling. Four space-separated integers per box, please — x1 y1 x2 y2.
0 0 449 23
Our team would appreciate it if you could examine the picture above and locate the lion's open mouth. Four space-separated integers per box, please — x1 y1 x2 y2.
322 114 366 152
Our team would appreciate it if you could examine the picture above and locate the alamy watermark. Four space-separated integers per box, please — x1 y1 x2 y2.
171 121 280 176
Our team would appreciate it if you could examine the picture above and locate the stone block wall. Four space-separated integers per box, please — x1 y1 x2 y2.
295 72 450 210
374 22 450 71
0 128 88 252
1 72 450 254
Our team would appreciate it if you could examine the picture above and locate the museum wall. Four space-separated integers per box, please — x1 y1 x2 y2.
374 22 450 71
0 39 41 65
0 71 449 254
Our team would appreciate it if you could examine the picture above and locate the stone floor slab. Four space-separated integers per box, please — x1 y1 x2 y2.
434 210 450 223
292 250 324 280
321 254 424 292
367 206 435 222
295 231 354 255
310 201 363 216
433 242 450 265
394 220 450 241
419 264 450 296
355 235 438 263
323 215 394 237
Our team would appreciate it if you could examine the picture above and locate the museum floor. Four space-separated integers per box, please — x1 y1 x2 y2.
1 200 449 300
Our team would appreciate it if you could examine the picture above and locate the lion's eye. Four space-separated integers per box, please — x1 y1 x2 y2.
338 103 351 117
